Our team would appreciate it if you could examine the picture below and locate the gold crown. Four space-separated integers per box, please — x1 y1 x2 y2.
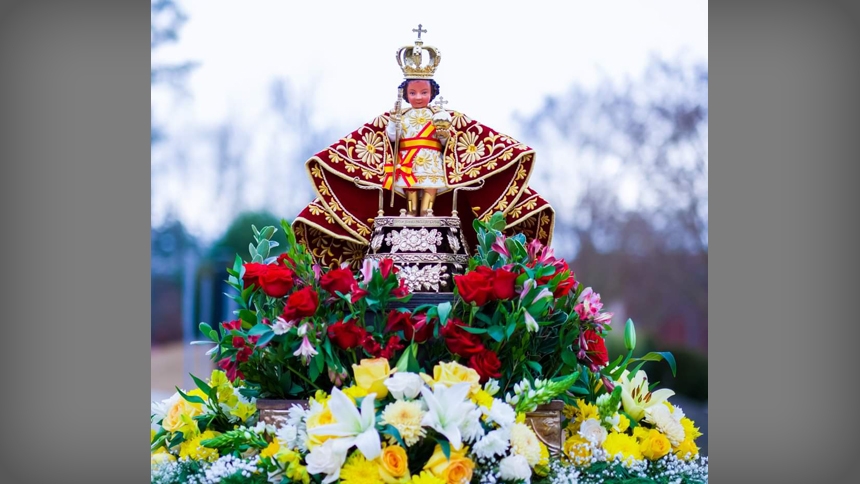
395 24 441 80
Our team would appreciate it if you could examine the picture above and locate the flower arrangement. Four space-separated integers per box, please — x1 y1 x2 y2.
196 222 414 399
152 359 706 484
154 215 707 483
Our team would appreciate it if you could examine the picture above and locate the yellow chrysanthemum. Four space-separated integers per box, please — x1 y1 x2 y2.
680 417 703 442
674 439 700 460
409 471 445 484
340 451 384 484
533 441 551 477
616 414 631 433
639 428 672 461
470 389 494 410
510 422 542 466
576 399 600 422
515 412 527 424
562 404 578 420
563 435 593 466
178 430 220 462
603 432 643 465
381 400 426 447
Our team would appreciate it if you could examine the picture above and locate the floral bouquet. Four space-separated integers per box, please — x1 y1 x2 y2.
196 222 416 399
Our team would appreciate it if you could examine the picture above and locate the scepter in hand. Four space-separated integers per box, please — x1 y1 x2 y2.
390 87 403 207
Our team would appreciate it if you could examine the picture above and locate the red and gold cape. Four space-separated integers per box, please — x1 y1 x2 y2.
292 109 555 269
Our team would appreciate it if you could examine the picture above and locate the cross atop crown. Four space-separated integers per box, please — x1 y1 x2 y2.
395 24 441 80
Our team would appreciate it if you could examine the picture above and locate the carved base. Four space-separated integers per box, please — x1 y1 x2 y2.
525 400 565 456
366 215 470 293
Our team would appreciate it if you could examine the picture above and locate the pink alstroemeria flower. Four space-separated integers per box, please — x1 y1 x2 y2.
294 335 318 365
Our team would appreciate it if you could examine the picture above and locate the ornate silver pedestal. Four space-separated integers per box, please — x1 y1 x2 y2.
365 214 470 294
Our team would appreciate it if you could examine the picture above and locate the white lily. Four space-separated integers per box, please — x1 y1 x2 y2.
617 369 675 422
306 387 382 460
420 382 474 450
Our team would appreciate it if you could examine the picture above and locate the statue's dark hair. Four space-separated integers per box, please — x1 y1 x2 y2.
398 79 440 104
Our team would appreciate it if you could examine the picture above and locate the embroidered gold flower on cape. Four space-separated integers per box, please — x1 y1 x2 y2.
356 132 383 166
457 131 486 164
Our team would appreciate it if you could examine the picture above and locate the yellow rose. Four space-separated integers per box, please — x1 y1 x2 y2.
424 444 475 484
421 362 480 395
563 435 592 466
150 450 175 466
353 358 393 399
161 398 203 434
639 429 672 461
674 439 700 460
378 445 410 483
306 404 337 449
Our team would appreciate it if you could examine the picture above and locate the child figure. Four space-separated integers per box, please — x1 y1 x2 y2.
386 78 452 216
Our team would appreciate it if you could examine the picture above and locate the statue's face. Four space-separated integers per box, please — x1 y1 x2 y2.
405 80 432 109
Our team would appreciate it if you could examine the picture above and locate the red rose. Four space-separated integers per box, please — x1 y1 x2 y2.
412 313 435 343
320 267 358 296
327 321 367 350
379 258 398 279
282 287 319 321
441 320 486 357
231 336 246 349
491 268 518 300
579 329 609 369
454 268 494 306
379 335 405 360
468 348 502 383
384 310 415 340
259 265 295 298
242 262 268 290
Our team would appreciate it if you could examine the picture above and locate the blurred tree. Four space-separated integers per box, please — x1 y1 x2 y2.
151 0 197 146
208 210 288 262
517 56 708 355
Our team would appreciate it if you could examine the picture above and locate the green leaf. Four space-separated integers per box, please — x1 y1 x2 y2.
314 349 325 375
248 323 271 336
561 349 579 368
382 424 407 448
487 325 505 342
631 351 677 377
255 330 275 348
437 302 452 326
239 309 258 325
505 320 516 339
525 361 542 374
190 374 212 395
176 387 205 405
458 326 488 335
395 343 420 374
437 438 452 460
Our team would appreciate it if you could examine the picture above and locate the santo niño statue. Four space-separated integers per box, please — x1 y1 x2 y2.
292 25 555 273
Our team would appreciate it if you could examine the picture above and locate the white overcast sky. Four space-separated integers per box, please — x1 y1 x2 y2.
151 0 708 242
